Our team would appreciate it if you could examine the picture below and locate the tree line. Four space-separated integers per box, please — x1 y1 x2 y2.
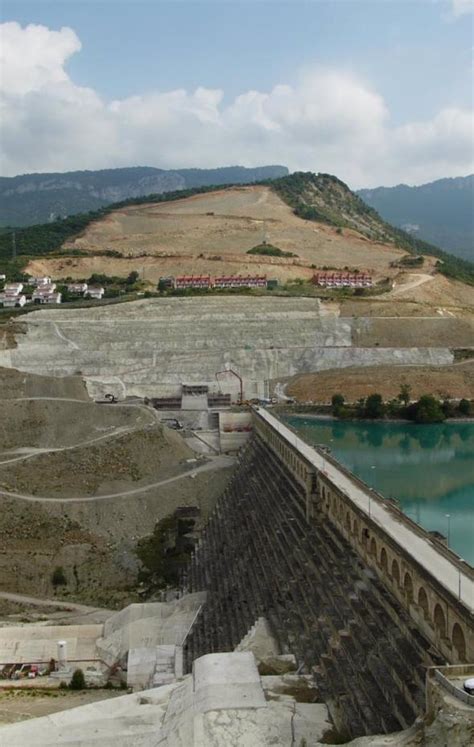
331 387 472 423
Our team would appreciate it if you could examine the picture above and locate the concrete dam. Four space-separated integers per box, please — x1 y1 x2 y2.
182 408 474 740
0 297 463 401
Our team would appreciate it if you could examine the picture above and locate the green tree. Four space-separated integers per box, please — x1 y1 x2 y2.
126 270 139 285
398 383 411 406
409 395 445 423
355 397 366 418
136 511 196 588
441 398 455 418
69 668 86 690
331 393 345 417
387 398 401 416
365 393 386 419
51 566 67 587
458 398 471 416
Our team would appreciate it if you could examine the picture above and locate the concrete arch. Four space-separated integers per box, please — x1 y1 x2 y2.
452 623 467 662
434 604 447 638
361 526 369 548
418 586 429 619
391 559 400 586
404 572 414 603
380 547 388 571
369 537 377 557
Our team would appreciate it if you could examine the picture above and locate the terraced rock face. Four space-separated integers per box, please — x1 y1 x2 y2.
0 298 455 400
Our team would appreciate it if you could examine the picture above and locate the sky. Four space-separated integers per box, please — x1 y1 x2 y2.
1 0 473 188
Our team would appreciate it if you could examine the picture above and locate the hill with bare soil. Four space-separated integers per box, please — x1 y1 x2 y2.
27 185 409 286
285 361 474 403
0 392 234 606
0 365 89 400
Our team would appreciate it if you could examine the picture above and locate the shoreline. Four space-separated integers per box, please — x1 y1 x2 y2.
282 412 474 424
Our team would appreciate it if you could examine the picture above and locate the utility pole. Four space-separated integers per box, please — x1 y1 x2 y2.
445 513 451 547
11 231 16 260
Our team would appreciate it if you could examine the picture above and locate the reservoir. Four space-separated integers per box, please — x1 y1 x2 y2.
284 416 474 566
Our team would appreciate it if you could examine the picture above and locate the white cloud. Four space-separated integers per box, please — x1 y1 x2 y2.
0 22 81 95
451 0 474 17
0 21 473 188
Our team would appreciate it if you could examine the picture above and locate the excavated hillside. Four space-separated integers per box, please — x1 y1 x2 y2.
27 184 409 285
0 393 234 606
285 361 474 404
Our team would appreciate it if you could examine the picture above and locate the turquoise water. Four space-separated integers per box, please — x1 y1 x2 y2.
285 416 474 566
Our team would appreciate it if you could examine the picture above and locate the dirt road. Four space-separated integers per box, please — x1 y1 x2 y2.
0 455 236 503
390 273 434 296
0 591 108 613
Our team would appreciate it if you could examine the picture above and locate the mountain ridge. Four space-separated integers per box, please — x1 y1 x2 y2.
357 175 473 261
1 171 473 286
0 165 289 227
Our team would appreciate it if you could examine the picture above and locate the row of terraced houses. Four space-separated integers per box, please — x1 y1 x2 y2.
160 274 271 290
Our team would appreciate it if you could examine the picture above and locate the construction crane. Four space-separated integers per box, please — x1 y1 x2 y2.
215 366 243 404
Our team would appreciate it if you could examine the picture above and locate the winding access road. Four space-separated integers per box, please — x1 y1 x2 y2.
0 397 161 466
0 455 236 504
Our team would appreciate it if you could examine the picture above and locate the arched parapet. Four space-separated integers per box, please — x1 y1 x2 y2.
392 559 401 587
418 586 430 619
434 603 447 639
251 406 474 664
404 572 414 603
452 623 467 663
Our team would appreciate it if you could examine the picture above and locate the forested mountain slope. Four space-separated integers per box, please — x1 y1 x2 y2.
358 175 473 261
0 165 288 227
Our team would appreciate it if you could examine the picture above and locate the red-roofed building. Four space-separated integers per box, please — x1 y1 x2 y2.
213 275 267 289
175 275 212 289
312 272 372 288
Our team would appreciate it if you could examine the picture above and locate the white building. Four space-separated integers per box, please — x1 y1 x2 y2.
85 286 105 300
67 282 88 294
1 294 26 308
32 288 61 304
30 276 52 287
4 282 23 295
32 284 59 304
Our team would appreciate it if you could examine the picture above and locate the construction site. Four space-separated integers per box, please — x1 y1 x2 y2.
0 403 472 746
0 180 473 743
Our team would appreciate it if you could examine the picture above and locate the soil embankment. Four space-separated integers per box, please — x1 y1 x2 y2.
0 392 234 606
286 361 474 403
0 366 89 400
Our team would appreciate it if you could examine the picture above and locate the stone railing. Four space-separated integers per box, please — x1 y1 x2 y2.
431 666 474 706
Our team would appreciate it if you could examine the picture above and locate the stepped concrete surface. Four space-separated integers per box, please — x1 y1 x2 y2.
0 651 333 746
183 434 442 739
0 298 454 400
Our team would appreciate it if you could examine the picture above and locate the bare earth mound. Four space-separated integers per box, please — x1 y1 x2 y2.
0 400 153 451
286 361 474 403
0 366 89 400
27 185 410 285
